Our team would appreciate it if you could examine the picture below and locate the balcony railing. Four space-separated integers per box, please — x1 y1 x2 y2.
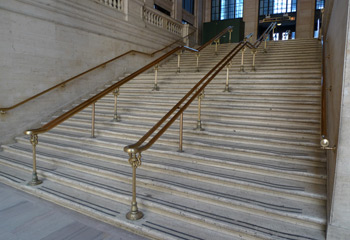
96 0 123 11
143 6 183 36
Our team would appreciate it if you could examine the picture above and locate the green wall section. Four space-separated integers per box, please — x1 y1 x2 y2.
202 19 245 44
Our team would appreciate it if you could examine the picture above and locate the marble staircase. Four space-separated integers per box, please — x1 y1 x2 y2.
0 39 326 240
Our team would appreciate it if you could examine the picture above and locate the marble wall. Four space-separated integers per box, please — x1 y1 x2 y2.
323 0 350 238
0 0 185 145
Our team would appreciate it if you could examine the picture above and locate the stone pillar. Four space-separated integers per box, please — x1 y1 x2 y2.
296 0 316 38
174 0 183 22
243 0 259 41
182 23 190 46
196 0 203 44
203 0 211 23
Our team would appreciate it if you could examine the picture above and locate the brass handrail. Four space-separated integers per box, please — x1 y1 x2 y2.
321 37 327 139
320 34 335 150
25 46 191 136
23 25 234 187
123 23 277 220
0 30 196 114
197 26 233 51
125 25 275 155
255 22 276 48
24 28 233 135
125 43 245 153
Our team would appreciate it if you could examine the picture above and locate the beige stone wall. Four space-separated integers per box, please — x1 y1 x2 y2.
0 0 182 145
323 0 350 238
243 0 259 41
296 0 316 38
174 0 183 21
203 0 211 23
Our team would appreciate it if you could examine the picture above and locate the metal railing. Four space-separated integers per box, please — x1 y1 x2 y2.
23 26 234 187
123 22 277 220
320 20 336 151
0 30 196 114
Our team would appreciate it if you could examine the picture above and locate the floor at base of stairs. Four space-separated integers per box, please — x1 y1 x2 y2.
0 182 146 240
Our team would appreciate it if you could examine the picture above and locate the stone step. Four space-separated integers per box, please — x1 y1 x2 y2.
61 115 321 146
51 121 325 167
53 117 322 155
117 83 322 91
0 147 324 227
0 159 325 239
94 104 321 122
103 93 321 104
57 112 321 141
130 72 321 79
0 38 326 240
1 140 326 206
4 135 327 201
0 163 237 240
95 97 321 112
75 107 321 131
43 120 323 162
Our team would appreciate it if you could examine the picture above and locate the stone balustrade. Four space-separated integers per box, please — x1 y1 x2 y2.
143 6 183 36
95 0 184 36
96 0 123 11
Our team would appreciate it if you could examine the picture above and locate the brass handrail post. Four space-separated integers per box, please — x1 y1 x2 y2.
214 39 220 55
126 151 143 220
177 51 181 73
194 92 204 131
178 112 184 152
113 88 121 122
27 134 42 186
91 102 96 138
239 46 246 72
228 29 233 43
224 62 232 92
264 37 268 53
251 49 257 72
153 64 160 91
196 53 200 72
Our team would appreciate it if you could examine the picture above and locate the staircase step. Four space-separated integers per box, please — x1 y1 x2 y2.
0 142 327 227
0 163 236 240
0 39 326 240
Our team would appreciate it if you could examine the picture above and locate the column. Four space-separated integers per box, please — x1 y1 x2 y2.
296 0 316 38
243 0 259 41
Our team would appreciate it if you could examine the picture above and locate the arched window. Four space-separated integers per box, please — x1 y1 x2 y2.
211 0 244 21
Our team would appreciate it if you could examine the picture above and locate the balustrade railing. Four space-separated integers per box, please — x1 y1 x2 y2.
96 0 123 11
143 6 182 36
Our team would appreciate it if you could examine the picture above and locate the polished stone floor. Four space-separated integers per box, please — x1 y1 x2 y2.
0 183 146 240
